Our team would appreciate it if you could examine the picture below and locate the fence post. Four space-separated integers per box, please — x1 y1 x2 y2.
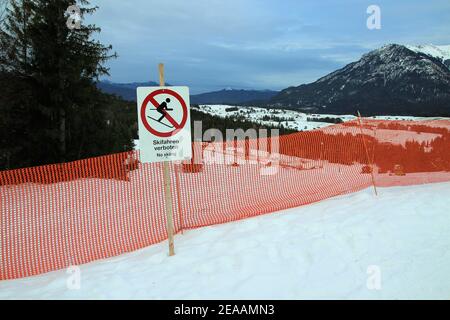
357 111 378 196
174 162 184 235
159 63 176 256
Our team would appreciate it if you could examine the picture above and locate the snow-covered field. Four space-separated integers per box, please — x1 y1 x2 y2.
194 104 450 132
1 182 449 300
194 104 355 131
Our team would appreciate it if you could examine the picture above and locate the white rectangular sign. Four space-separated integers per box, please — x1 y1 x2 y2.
136 86 192 163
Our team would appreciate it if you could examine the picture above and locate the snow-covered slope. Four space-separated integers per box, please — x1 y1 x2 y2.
406 44 450 66
195 104 356 131
1 182 450 299
194 104 449 132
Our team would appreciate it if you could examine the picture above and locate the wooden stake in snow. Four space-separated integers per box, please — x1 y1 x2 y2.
159 63 176 256
357 111 378 196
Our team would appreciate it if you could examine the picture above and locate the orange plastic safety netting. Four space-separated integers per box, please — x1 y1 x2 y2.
1 119 449 280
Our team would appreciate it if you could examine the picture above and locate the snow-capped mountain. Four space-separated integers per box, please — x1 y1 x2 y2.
268 44 450 116
406 44 450 69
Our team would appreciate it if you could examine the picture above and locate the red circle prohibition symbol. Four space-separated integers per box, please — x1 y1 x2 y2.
140 89 188 138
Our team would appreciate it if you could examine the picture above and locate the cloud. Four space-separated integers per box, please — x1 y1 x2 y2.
88 0 450 93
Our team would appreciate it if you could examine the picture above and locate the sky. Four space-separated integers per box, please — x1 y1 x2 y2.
87 0 450 94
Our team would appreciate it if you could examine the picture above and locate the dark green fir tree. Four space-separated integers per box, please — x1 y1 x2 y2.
0 0 134 170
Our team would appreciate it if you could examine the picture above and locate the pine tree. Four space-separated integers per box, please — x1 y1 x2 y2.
0 0 133 170
0 0 35 169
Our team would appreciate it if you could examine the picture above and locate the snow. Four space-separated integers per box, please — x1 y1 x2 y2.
194 104 356 131
193 104 450 133
1 182 450 299
322 126 441 146
406 44 450 64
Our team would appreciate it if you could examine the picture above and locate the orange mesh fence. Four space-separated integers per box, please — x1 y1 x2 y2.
1 119 450 280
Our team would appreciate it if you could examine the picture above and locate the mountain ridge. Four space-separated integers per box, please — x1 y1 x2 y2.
406 44 450 69
190 89 278 104
267 44 450 116
97 81 278 105
97 81 162 101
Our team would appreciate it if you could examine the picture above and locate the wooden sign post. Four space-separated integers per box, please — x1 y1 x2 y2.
159 63 175 256
137 64 192 256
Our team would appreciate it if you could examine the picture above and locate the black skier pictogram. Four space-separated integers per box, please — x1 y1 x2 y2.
147 98 174 128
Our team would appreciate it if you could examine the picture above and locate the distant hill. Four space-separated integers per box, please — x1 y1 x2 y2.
268 44 450 116
96 81 163 101
97 81 278 105
190 89 278 105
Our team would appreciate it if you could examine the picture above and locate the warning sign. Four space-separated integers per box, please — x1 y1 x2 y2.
137 86 192 163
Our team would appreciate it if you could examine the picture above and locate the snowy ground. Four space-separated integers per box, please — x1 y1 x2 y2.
193 104 450 132
1 182 449 300
194 104 355 131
